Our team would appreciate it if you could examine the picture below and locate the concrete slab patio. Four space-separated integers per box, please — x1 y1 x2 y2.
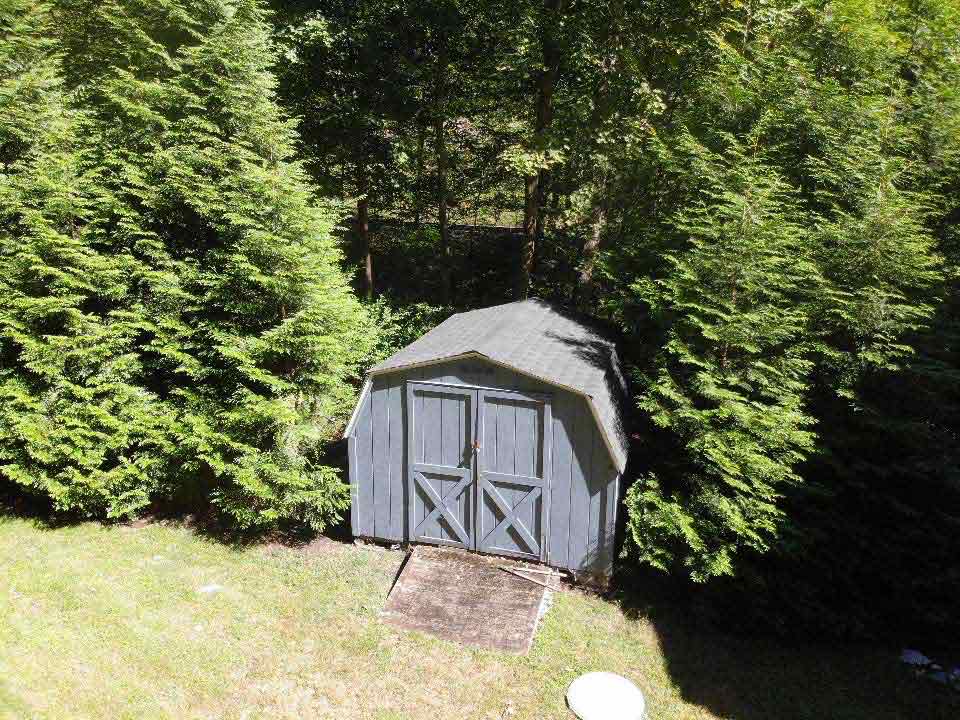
381 545 555 654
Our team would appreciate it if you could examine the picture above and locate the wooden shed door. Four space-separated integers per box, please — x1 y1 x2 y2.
407 382 477 550
477 389 552 562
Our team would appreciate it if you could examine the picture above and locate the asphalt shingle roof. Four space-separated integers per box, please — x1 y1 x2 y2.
370 299 628 472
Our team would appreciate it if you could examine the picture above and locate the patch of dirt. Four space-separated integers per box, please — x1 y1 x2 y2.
124 516 156 529
256 533 359 558
296 535 353 555
121 510 212 531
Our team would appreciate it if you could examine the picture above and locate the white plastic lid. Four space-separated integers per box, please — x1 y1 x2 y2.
566 671 646 720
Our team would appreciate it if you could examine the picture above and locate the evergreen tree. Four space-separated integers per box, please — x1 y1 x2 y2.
6 0 959 639
624 132 819 579
0 0 372 529
619 0 956 638
0 0 171 517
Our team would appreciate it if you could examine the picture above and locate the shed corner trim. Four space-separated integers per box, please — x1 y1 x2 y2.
343 376 372 439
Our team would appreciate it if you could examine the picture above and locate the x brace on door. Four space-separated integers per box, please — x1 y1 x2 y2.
477 473 541 556
412 469 472 546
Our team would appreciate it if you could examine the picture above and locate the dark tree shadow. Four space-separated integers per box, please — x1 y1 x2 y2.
0 481 83 531
606 566 960 720
0 472 356 553
538 301 632 447
504 305 960 720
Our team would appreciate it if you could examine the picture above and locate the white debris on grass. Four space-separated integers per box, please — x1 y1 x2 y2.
567 672 646 720
197 584 223 595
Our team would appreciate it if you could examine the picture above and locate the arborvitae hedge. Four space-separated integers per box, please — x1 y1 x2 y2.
0 0 372 529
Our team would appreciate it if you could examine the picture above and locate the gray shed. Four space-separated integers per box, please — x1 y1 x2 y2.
344 299 628 578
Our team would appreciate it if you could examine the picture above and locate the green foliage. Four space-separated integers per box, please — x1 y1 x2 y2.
266 0 960 638
0 0 171 517
626 133 818 580
0 0 372 529
364 297 450 367
618 0 958 638
5 0 959 640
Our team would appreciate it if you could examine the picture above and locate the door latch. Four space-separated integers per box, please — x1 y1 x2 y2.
472 440 481 451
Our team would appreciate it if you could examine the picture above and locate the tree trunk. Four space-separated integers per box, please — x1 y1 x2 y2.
518 174 538 299
575 5 619 310
357 193 372 301
435 37 452 305
414 118 427 228
437 116 451 304
354 152 373 300
516 0 565 300
575 186 607 309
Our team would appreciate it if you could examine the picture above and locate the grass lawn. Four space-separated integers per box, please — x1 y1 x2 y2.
1 514 957 720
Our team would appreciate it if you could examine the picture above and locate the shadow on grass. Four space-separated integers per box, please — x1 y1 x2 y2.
0 483 78 530
5 481 957 720
173 507 356 552
0 480 356 553
608 566 960 720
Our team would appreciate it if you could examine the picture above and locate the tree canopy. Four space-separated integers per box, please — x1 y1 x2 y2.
2 0 958 642
271 0 960 640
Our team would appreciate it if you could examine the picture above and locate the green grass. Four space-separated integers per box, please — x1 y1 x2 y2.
1 514 956 720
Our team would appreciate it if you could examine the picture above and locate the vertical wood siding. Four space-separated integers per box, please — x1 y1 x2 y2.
349 357 620 574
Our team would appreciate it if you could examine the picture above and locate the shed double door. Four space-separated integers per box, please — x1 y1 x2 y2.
406 381 552 562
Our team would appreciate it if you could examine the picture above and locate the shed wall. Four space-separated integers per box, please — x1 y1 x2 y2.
348 357 619 574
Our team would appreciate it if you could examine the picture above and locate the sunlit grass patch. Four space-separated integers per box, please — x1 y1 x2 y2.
1 516 956 719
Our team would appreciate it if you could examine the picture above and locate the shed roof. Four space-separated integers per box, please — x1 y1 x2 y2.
363 299 629 472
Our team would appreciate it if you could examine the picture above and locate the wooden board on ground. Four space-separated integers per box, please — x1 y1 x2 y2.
381 545 549 654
